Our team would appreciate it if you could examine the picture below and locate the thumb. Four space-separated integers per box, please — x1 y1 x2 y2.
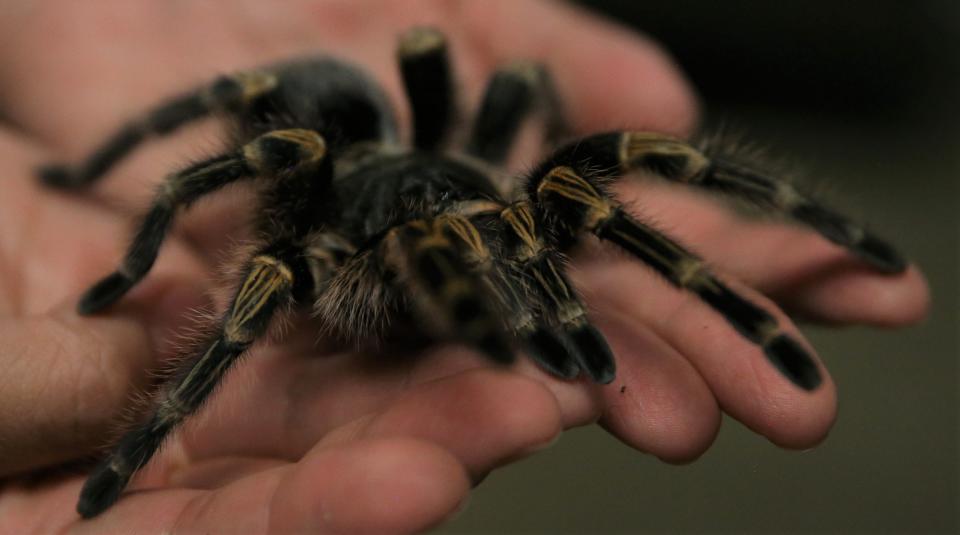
0 126 211 476
0 307 154 475
0 255 212 476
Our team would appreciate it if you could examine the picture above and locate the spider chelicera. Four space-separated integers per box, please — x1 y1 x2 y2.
38 27 906 518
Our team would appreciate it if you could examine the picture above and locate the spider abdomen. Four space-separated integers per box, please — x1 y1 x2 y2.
238 57 399 150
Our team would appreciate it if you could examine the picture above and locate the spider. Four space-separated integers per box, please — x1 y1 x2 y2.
37 26 906 519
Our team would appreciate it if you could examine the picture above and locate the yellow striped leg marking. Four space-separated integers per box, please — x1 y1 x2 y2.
501 201 542 261
243 129 327 172
536 166 612 229
619 132 709 181
168 256 292 406
227 255 293 343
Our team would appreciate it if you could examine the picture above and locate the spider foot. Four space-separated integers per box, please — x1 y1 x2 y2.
524 326 582 379
36 164 80 189
764 334 821 391
77 458 129 519
855 232 907 274
567 323 616 384
78 272 135 315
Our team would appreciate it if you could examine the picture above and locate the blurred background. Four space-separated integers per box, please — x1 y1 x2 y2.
441 1 958 533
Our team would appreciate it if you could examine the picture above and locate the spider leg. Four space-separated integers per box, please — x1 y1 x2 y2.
531 165 822 391
380 215 514 364
467 61 567 165
373 202 577 377
78 128 328 314
397 27 453 151
500 201 615 382
483 262 583 381
76 250 297 518
302 231 357 299
534 131 906 274
422 214 578 377
38 70 278 189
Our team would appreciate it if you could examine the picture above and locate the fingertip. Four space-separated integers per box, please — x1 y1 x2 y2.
363 368 563 477
719 305 839 450
606 393 722 466
460 0 700 137
270 438 469 534
553 27 700 137
648 392 722 465
455 370 564 456
764 334 822 391
755 376 838 450
549 0 701 136
869 265 931 327
784 262 932 328
592 306 721 463
736 326 838 450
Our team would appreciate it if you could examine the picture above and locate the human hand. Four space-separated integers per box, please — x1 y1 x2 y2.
0 0 929 533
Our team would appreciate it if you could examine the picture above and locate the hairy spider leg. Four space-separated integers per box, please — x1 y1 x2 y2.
477 252 584 381
77 128 328 315
539 132 906 274
38 71 278 189
467 61 568 165
302 231 358 299
398 27 454 151
419 206 590 381
529 163 822 391
76 251 298 519
499 201 615 382
490 269 584 380
380 216 515 364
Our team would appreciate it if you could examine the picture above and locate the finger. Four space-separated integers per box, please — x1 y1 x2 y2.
40 438 466 534
151 439 468 535
577 261 837 449
175 361 563 480
0 128 211 473
586 304 722 464
336 368 563 481
504 292 723 463
172 319 708 470
268 438 469 534
342 326 717 467
0 293 207 476
601 181 930 326
138 370 558 523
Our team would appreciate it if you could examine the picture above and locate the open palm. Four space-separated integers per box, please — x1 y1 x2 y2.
0 1 929 532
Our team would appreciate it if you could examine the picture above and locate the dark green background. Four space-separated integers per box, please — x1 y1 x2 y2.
441 1 958 532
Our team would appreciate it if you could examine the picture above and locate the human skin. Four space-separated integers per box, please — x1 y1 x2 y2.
0 0 929 532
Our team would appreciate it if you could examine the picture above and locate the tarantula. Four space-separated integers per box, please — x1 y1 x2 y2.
38 27 906 519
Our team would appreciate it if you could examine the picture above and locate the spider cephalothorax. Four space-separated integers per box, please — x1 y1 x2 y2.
39 27 906 519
